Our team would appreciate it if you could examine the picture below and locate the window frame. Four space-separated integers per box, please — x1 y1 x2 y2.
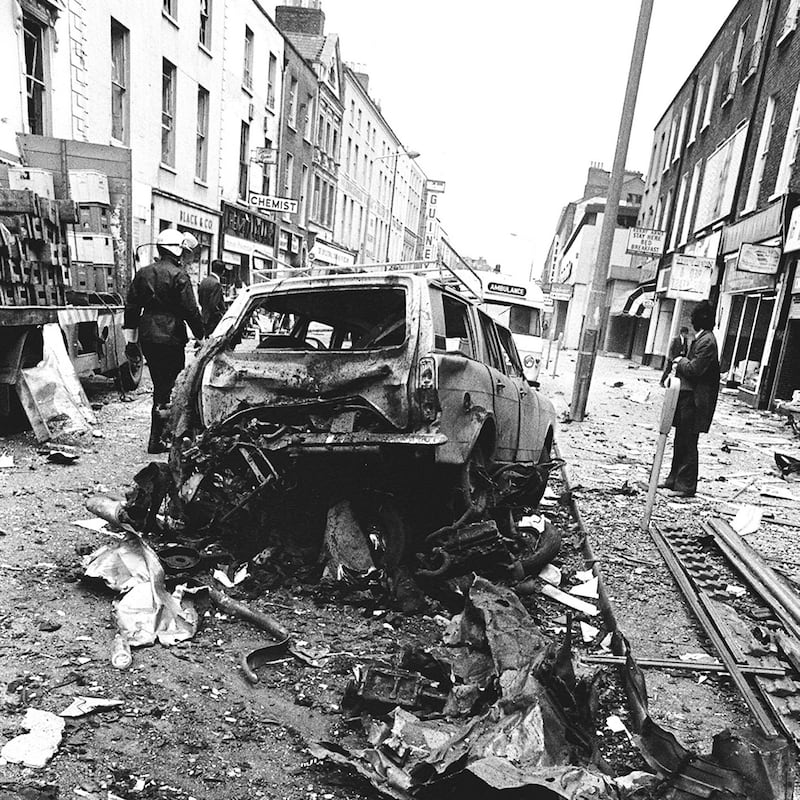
110 18 129 144
287 77 298 129
199 0 211 49
161 58 177 167
243 26 254 92
238 120 250 200
745 95 776 212
22 13 50 136
195 85 210 183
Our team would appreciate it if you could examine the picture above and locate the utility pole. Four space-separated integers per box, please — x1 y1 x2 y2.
570 0 653 421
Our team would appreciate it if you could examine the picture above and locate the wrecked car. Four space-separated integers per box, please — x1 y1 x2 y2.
156 270 556 548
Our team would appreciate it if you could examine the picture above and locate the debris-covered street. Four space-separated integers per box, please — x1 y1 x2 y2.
2 350 800 799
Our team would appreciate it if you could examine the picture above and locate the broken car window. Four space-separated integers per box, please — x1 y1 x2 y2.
438 295 474 357
509 306 541 337
230 287 407 353
496 325 524 377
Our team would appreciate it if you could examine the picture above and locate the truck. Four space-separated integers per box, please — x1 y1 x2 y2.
0 135 140 437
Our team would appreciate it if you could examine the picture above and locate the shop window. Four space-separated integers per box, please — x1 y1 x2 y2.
722 292 776 390
110 20 129 143
161 60 176 166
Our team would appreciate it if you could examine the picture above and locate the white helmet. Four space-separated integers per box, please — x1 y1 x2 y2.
156 228 199 258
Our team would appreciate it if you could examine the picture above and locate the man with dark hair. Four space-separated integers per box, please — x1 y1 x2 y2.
660 325 690 387
198 260 227 336
659 300 720 498
124 228 205 454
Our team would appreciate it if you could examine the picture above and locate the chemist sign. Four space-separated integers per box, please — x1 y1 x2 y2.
667 255 714 300
248 192 298 214
626 227 666 256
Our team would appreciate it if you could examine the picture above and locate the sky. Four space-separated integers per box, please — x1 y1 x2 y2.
268 1 735 279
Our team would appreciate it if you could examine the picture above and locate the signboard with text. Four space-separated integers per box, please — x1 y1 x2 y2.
253 147 278 165
626 227 666 256
667 255 713 300
737 242 781 275
248 192 298 214
221 202 274 246
486 281 526 298
425 179 446 193
422 192 441 260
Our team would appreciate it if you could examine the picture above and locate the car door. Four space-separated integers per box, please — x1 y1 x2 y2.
477 311 520 462
497 324 542 462
430 290 495 464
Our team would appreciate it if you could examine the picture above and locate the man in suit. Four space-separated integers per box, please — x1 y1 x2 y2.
198 260 227 337
659 302 720 498
660 326 690 387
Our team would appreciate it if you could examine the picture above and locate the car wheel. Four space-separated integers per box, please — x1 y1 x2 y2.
454 445 492 518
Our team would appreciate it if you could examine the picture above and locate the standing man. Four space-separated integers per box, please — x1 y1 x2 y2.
660 301 720 498
124 228 205 454
198 259 227 336
660 325 690 387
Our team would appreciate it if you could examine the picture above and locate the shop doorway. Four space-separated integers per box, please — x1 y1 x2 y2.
721 292 776 391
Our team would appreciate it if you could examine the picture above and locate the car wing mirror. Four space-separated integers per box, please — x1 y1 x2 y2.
527 379 540 389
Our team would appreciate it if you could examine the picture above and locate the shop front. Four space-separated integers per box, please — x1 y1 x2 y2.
646 254 714 368
717 200 784 407
219 202 276 288
769 205 800 406
151 191 219 290
309 238 357 272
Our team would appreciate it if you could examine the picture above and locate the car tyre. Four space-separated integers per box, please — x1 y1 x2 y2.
454 445 491 518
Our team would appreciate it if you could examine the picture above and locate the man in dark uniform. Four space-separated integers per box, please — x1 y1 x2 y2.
124 228 205 454
198 259 227 336
660 301 720 498
659 326 690 386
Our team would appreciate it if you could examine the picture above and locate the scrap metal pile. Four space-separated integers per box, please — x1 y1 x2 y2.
73 420 800 799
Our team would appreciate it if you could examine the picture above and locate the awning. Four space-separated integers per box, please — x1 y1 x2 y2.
619 280 656 319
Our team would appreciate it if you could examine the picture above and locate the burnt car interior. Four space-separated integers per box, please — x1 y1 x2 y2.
230 287 407 353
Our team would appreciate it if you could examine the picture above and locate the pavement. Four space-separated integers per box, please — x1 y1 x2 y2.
538 348 800 749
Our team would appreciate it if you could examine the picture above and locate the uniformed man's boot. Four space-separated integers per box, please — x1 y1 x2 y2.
147 406 167 454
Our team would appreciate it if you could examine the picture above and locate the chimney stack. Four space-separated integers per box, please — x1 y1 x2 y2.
275 1 325 36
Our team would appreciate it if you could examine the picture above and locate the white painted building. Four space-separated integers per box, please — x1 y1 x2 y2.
2 0 285 286
335 65 425 263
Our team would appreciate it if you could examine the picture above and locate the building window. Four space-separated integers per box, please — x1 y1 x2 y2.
313 175 321 218
746 0 770 74
332 129 338 162
283 153 294 197
689 80 706 144
776 84 800 196
161 59 176 166
327 181 335 227
243 27 253 90
195 86 209 182
199 0 211 48
304 95 314 140
663 118 677 171
350 100 355 123
110 19 128 143
299 164 309 220
670 173 688 250
744 96 776 212
267 53 277 108
23 15 48 136
262 138 273 195
288 78 298 128
674 101 689 161
163 0 177 19
780 0 800 41
346 137 352 174
725 19 747 102
357 108 362 131
703 58 720 129
238 121 250 199
680 161 702 245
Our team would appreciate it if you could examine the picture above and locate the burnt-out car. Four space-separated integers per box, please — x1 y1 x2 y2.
165 271 556 529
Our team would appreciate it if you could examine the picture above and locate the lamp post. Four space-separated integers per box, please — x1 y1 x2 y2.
384 148 420 262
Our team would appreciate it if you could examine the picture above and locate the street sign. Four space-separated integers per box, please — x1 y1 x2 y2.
626 227 666 256
248 192 298 214
253 147 278 165
425 179 446 193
